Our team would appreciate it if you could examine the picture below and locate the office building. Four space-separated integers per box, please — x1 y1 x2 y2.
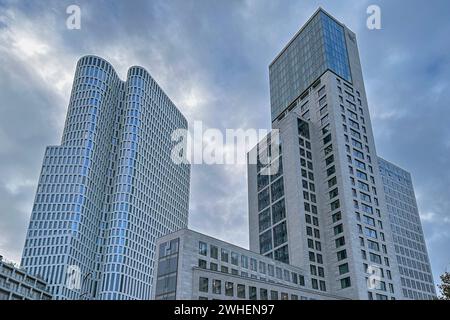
378 157 436 299
21 55 190 299
0 255 52 300
152 229 346 300
248 8 405 300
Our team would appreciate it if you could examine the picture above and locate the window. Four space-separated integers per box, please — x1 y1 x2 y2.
353 149 364 159
335 236 345 248
368 240 380 251
258 188 270 211
271 178 285 202
318 86 326 97
268 264 275 277
325 155 334 166
198 259 207 269
376 293 388 301
363 215 375 226
331 199 340 211
260 288 268 300
225 282 233 296
334 224 344 235
324 144 333 156
250 258 257 272
341 277 351 289
328 176 337 188
241 255 249 269
273 222 288 247
259 261 266 274
317 254 323 264
360 192 371 203
210 245 218 259
329 188 339 199
361 250 367 260
356 171 368 182
361 203 373 215
358 181 369 192
272 199 286 224
259 230 272 254
210 262 218 271
339 263 349 275
350 129 361 139
199 277 208 293
212 279 221 294
337 250 347 261
270 178 284 201
274 245 289 263
332 212 342 223
231 252 239 266
369 253 382 264
364 227 377 239
320 281 327 291
221 249 229 263
354 159 366 170
270 290 279 300
276 267 283 279
318 266 325 277
199 242 207 256
237 284 246 298
249 286 257 300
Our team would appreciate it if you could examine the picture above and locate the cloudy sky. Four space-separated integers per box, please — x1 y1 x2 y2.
0 0 449 290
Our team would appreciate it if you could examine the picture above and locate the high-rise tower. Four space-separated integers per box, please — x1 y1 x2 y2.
21 55 190 300
248 8 406 300
378 157 436 299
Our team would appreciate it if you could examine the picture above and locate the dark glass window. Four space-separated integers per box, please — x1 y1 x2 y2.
259 208 271 232
272 199 286 224
273 222 288 247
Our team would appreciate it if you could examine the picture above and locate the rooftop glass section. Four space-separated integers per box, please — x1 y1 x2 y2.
269 10 352 121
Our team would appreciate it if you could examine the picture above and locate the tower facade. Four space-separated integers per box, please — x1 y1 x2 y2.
378 157 436 299
248 8 404 300
21 55 190 300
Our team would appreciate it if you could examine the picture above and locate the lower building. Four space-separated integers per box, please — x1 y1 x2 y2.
0 255 52 300
152 229 347 300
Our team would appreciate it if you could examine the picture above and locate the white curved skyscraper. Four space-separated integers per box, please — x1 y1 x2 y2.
21 55 190 300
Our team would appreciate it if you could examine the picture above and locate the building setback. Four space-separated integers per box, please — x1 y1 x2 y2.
378 157 436 299
21 55 190 300
0 255 52 300
152 229 346 300
248 8 411 300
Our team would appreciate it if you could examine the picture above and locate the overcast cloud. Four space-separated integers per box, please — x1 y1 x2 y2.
0 0 449 290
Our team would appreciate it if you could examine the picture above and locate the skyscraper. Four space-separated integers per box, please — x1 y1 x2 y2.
21 55 190 300
248 8 406 300
378 157 436 299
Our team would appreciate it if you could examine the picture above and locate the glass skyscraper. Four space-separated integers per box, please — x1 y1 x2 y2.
20 55 190 300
